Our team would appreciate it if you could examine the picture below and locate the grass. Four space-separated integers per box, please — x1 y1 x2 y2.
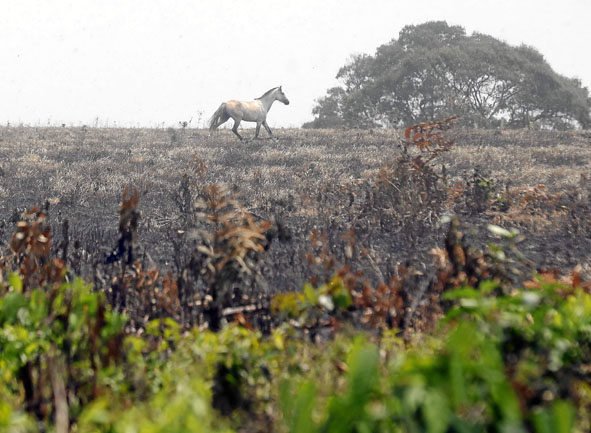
1 126 590 293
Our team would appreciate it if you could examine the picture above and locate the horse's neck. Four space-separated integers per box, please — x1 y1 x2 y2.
259 93 277 112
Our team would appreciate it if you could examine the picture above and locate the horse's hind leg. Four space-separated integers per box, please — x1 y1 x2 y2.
231 118 243 141
254 122 262 139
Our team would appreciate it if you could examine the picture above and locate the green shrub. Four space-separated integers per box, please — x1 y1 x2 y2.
3 260 591 431
0 275 126 429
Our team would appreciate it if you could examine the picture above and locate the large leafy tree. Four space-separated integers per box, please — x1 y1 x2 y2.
304 21 590 129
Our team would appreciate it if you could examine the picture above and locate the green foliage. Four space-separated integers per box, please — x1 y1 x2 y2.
0 276 126 429
280 279 591 432
271 275 353 323
303 87 348 128
0 400 36 433
79 376 231 433
445 277 591 372
444 276 591 428
3 258 591 431
281 324 522 432
279 338 383 433
531 400 575 433
309 21 590 129
322 340 381 433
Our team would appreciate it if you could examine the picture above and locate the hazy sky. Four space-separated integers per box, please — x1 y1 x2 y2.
1 0 589 128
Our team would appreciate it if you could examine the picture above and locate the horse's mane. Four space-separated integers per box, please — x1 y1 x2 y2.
255 87 280 100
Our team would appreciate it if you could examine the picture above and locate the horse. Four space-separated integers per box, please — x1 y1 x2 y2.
208 86 290 141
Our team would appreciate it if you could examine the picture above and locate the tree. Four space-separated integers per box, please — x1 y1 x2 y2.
306 21 590 129
302 87 347 128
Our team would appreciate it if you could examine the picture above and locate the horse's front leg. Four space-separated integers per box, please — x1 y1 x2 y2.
262 121 273 138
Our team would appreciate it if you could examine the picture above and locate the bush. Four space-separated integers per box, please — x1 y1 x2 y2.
3 265 591 431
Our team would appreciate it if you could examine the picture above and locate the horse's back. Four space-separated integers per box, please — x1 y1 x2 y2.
225 100 265 122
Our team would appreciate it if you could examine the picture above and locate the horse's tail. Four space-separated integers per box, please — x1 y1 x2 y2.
208 103 227 132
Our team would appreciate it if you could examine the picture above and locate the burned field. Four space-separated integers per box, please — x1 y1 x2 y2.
1 125 591 330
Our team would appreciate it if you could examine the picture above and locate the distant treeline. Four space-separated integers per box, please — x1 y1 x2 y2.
305 21 590 130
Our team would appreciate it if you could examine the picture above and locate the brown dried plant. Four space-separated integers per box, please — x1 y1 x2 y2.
192 184 272 331
7 207 66 290
403 115 459 163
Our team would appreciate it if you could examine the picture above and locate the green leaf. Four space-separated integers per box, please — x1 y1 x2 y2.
532 401 574 433
1 292 27 323
303 283 318 304
443 287 481 301
79 398 111 426
551 400 575 433
7 273 23 293
280 380 317 433
146 319 162 336
347 340 379 403
422 390 451 433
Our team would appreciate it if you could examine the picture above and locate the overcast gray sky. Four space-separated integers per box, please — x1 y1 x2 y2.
1 0 589 128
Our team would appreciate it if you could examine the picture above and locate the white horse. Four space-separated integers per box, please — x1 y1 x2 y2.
208 86 290 141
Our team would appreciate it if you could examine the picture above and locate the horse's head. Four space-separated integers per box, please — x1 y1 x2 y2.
276 86 290 105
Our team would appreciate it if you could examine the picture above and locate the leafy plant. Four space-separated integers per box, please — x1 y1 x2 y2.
307 21 590 129
0 275 126 428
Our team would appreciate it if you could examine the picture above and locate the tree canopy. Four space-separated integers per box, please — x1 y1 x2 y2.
304 21 590 129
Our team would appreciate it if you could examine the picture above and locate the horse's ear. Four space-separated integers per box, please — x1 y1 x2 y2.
279 86 282 90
